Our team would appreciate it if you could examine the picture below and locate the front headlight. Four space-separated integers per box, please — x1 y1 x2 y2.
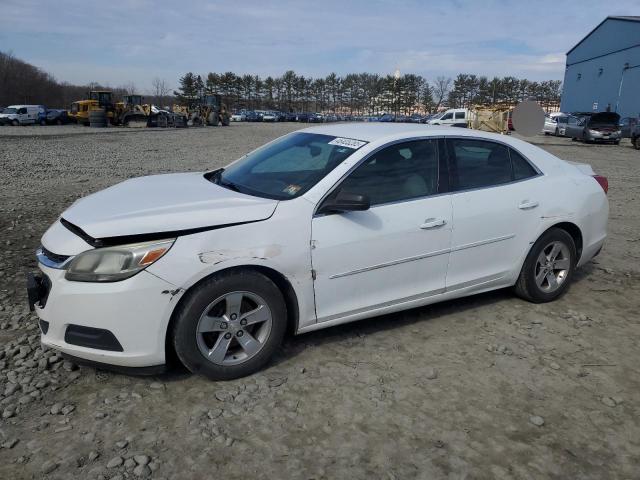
65 239 175 282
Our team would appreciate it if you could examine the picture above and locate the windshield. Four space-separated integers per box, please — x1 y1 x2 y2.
2 108 17 114
211 132 367 200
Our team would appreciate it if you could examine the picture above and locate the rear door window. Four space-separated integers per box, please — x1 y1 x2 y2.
454 111 465 120
510 149 538 180
447 139 537 190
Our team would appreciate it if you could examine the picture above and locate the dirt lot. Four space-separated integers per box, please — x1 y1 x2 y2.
0 123 639 480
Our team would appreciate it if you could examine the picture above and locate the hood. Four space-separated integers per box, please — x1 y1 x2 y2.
61 172 278 240
587 112 620 127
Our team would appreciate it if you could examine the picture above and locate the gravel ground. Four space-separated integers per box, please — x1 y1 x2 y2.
0 123 639 479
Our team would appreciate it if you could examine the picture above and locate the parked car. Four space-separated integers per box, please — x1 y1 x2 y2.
45 109 73 125
619 117 638 138
543 112 567 136
408 113 424 123
245 111 261 122
261 111 276 122
0 105 46 126
285 112 298 122
428 108 468 127
565 112 621 144
308 113 324 123
631 124 640 150
231 112 246 122
297 112 311 122
378 114 396 122
28 124 608 381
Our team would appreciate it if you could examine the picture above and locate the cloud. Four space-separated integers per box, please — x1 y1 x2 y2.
1 0 638 89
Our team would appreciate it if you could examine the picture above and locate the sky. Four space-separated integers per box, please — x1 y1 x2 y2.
1 0 638 94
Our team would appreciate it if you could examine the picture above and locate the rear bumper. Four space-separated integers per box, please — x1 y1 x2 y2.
31 264 182 368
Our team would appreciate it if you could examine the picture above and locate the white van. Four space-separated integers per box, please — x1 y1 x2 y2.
428 108 469 127
0 105 46 126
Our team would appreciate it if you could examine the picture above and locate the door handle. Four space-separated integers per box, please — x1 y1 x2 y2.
518 200 539 210
420 218 447 229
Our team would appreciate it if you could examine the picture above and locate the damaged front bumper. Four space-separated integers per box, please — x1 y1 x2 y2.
29 263 183 368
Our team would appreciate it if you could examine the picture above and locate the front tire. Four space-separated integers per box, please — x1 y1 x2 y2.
633 137 640 150
171 270 287 380
514 228 576 303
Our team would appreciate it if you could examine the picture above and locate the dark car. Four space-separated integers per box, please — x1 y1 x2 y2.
307 113 324 123
564 112 622 144
378 114 396 122
245 111 261 122
45 109 72 125
619 117 638 138
631 124 640 150
285 112 298 122
297 112 310 122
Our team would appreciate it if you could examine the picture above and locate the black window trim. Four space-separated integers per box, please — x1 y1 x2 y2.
443 136 543 194
314 136 446 216
314 135 543 217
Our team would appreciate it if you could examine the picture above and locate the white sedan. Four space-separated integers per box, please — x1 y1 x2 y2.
28 124 609 380
230 112 246 122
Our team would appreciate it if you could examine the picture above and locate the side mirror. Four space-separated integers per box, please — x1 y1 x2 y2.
318 191 370 215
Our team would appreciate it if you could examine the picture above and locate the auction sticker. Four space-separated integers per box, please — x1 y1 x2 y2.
328 137 367 149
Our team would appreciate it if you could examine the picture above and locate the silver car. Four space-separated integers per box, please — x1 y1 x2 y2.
564 112 621 144
543 112 567 136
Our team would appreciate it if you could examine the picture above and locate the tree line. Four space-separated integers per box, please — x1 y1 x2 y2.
1 50 562 113
0 51 173 108
176 71 562 114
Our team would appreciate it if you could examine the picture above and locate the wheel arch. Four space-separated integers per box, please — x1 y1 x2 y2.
164 264 300 364
550 221 583 261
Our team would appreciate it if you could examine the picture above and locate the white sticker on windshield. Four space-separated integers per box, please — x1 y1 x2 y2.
328 137 367 149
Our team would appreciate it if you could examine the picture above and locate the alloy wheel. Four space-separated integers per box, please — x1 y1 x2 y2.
534 241 571 293
195 291 273 366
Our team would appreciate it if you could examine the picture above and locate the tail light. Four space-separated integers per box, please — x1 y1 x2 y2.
592 175 608 194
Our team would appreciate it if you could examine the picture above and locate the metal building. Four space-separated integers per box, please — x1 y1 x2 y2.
561 16 640 118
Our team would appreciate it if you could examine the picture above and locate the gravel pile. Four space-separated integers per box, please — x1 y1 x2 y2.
0 124 639 479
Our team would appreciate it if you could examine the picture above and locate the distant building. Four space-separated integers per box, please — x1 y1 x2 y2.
561 16 640 118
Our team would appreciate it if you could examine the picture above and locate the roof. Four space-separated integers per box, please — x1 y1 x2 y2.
567 16 640 55
298 123 543 154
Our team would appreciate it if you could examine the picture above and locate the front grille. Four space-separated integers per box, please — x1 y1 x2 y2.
41 246 70 265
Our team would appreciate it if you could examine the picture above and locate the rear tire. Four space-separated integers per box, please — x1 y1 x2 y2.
171 270 287 381
514 228 576 303
632 137 640 150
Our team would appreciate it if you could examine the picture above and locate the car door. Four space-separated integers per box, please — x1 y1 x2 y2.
311 139 452 322
453 110 466 127
444 137 543 291
565 116 584 139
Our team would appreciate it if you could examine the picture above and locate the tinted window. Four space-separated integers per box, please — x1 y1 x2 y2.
448 139 512 190
338 140 438 206
441 113 453 120
18 108 27 114
568 117 577 125
510 149 537 180
558 116 568 124
454 111 465 119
